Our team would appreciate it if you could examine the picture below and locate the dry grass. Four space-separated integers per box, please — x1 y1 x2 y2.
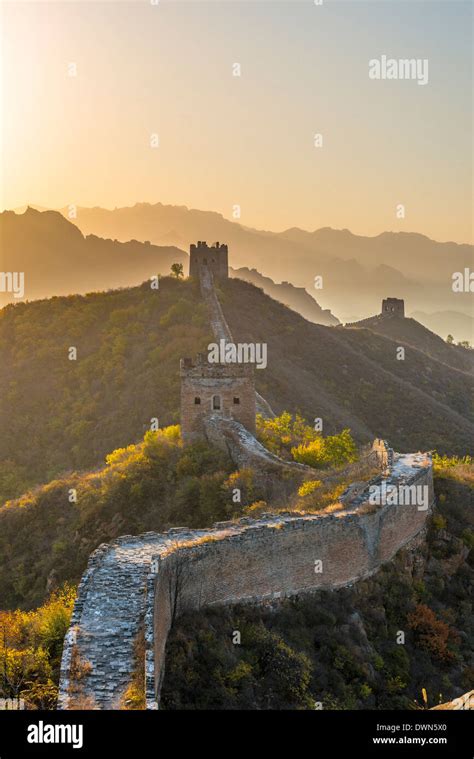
121 625 146 710
67 644 96 710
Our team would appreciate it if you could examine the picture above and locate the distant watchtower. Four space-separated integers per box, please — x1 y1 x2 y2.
189 241 229 281
382 298 405 317
180 354 256 444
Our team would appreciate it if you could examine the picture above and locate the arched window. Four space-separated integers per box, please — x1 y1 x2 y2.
212 395 221 410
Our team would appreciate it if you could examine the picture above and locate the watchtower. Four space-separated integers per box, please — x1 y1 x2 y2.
180 353 256 444
382 298 405 317
189 241 228 281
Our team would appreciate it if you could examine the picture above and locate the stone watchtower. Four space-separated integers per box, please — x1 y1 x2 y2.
382 298 405 317
189 241 229 281
180 354 256 444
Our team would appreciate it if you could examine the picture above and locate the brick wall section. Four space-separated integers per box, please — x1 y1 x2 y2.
180 358 257 442
198 262 274 418
58 450 433 711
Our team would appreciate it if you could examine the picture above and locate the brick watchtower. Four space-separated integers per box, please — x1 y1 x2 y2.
382 298 405 317
189 241 228 282
180 354 256 444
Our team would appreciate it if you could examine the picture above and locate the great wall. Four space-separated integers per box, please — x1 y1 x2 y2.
58 243 436 710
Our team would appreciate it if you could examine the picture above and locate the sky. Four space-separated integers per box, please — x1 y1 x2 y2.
1 0 472 243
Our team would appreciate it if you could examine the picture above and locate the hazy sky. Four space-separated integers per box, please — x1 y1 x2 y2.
1 0 472 242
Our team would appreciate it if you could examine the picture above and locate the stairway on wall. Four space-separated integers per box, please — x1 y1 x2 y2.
199 265 275 418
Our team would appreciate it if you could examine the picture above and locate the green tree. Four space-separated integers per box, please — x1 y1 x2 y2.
170 263 184 279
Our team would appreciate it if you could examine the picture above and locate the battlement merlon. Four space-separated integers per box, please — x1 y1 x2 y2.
180 355 255 380
190 241 228 254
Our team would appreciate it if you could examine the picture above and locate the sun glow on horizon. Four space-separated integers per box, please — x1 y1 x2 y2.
1 0 472 244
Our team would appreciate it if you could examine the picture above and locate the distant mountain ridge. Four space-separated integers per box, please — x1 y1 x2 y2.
0 209 338 325
411 310 474 346
230 267 339 327
3 203 473 341
345 313 474 375
50 201 472 334
0 207 187 307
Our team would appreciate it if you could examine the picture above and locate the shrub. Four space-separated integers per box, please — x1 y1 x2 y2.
298 480 322 497
407 604 458 663
292 429 357 469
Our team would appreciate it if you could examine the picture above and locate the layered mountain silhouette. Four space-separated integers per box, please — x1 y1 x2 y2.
3 205 472 341
411 310 474 345
0 209 335 327
0 207 187 307
51 202 473 334
230 267 339 326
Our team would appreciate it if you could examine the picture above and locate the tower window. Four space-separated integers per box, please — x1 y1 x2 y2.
212 395 221 410
194 397 201 405
233 397 240 405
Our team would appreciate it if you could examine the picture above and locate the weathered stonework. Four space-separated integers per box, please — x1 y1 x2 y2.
180 356 256 443
189 241 228 282
58 448 434 711
382 297 405 317
194 243 274 420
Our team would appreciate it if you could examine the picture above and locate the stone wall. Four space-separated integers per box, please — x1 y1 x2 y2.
189 241 228 282
180 357 257 442
58 449 434 710
198 263 274 419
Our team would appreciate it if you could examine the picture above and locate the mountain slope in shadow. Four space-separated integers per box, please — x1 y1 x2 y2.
0 207 187 307
218 279 473 456
1 261 472 507
230 266 339 326
346 313 474 374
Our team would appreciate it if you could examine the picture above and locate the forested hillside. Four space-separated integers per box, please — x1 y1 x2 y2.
0 427 238 609
347 314 474 374
0 416 358 611
219 280 474 455
1 276 472 506
0 277 212 503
